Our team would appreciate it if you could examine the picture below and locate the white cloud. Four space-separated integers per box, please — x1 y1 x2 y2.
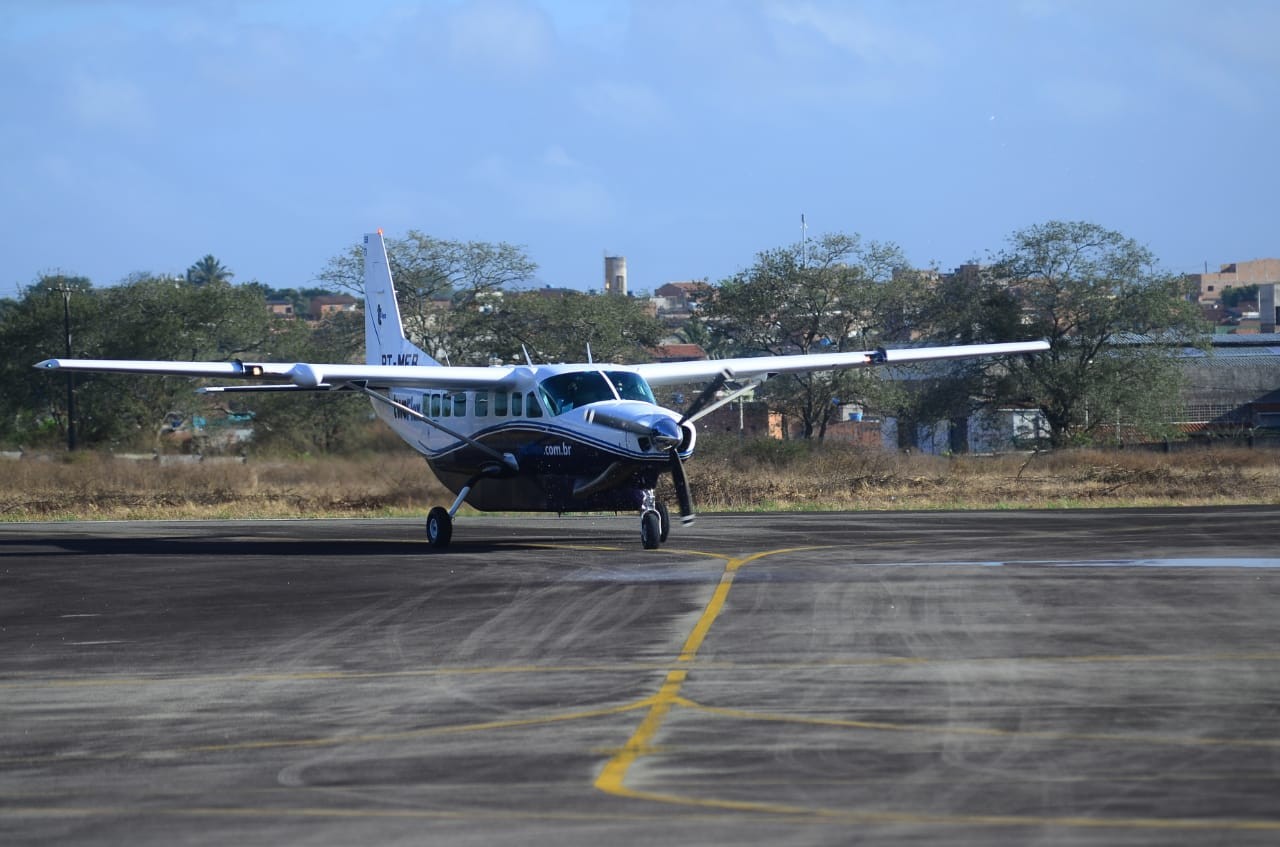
763 0 939 68
574 81 668 130
542 144 580 168
445 0 556 80
65 74 154 132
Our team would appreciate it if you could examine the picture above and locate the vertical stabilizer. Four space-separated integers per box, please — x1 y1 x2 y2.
364 231 437 367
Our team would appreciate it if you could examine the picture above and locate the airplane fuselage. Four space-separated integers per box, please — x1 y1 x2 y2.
370 363 694 513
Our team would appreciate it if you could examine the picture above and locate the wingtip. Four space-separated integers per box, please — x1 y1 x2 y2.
34 359 59 370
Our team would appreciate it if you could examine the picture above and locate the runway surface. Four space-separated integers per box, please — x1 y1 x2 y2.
2 507 1279 845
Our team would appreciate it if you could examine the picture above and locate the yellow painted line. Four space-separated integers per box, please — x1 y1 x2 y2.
595 547 824 797
8 650 1279 692
709 651 1280 670
593 544 1280 831
589 785 1280 831
677 548 824 662
4 803 1278 832
2 699 655 766
682 701 1280 749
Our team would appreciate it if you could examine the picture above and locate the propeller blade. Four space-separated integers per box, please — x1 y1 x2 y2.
668 449 695 524
680 372 728 424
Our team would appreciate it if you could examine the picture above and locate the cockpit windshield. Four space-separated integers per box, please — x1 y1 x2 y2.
538 370 656 415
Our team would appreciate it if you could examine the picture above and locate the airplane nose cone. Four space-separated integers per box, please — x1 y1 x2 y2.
651 416 681 448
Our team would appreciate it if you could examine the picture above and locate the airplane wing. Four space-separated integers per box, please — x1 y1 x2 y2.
36 340 1048 390
634 340 1049 386
33 358 519 391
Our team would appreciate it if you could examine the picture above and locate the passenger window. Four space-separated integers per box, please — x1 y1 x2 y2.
511 392 522 416
453 394 466 416
526 391 542 418
441 394 451 417
475 391 488 417
493 391 507 416
430 394 441 417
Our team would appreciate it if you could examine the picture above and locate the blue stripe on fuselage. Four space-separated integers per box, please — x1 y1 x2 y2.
414 420 689 467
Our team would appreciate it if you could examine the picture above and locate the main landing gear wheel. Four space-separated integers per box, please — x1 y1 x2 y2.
640 510 662 550
426 506 453 549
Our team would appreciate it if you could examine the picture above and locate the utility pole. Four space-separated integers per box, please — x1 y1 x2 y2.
56 285 76 451
800 213 808 267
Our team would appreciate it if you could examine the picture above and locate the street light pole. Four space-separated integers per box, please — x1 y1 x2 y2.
57 286 76 451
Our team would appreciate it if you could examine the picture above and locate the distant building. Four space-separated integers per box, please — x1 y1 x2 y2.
1190 259 1280 303
650 342 707 363
265 299 294 317
696 400 773 439
938 263 982 287
1179 336 1280 432
307 294 359 320
653 281 709 315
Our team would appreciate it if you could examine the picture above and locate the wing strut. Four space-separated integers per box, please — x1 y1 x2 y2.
353 384 518 473
682 375 766 425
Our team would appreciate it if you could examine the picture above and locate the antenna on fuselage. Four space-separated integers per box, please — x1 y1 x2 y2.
522 345 535 366
586 343 593 364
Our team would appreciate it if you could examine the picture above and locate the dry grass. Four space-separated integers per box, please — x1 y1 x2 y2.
2 443 1278 522
0 452 452 521
679 441 1280 512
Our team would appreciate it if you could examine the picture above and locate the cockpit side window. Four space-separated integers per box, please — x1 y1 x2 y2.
606 371 657 404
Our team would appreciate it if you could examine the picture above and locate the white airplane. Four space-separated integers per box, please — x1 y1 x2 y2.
36 232 1048 549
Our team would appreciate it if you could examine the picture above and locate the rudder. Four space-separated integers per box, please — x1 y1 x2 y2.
364 231 437 367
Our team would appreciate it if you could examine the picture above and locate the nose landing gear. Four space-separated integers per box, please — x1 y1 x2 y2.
640 491 671 549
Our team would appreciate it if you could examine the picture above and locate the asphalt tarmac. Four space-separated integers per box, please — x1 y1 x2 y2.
2 508 1279 845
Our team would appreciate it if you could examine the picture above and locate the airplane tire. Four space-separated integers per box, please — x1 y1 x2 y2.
656 502 671 543
640 510 661 549
426 507 453 549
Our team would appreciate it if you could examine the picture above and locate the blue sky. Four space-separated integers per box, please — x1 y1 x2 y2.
2 0 1277 299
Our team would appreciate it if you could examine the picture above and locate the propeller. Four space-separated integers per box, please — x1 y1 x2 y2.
659 372 727 525
586 407 696 524
668 447 694 523
586 373 727 527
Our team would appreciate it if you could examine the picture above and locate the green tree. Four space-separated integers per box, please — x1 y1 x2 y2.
921 221 1204 447
248 310 374 453
2 273 278 449
702 232 921 440
1220 284 1259 309
317 231 537 364
0 275 93 447
77 274 276 446
673 309 735 359
477 290 664 366
186 255 234 286
904 265 1031 448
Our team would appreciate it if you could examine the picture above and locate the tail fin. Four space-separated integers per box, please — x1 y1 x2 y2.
364 231 437 367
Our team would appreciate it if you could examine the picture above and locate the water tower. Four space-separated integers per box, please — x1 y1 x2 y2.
604 255 627 296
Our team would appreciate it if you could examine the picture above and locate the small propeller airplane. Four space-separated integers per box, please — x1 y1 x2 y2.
36 232 1048 549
